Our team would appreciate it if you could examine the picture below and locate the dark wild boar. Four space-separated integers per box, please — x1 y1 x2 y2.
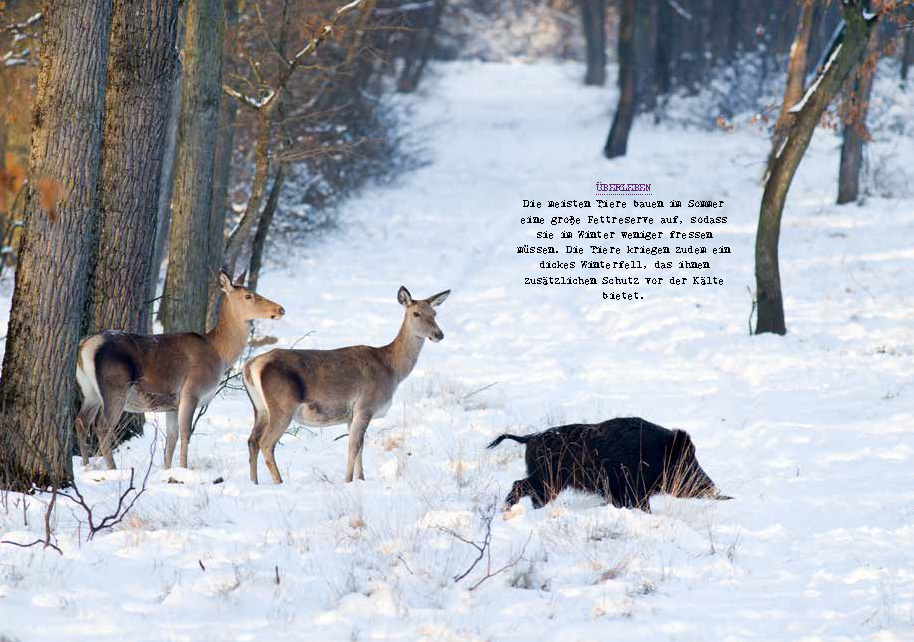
488 417 731 511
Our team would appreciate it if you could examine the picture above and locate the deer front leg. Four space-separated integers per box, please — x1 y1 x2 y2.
345 412 372 483
177 395 198 469
163 410 178 469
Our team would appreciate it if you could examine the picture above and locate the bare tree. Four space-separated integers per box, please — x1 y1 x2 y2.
604 0 636 158
581 0 606 86
0 0 113 489
755 2 878 335
837 27 880 205
764 0 815 182
161 0 224 334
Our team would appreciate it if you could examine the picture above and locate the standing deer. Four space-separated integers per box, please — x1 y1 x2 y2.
244 286 450 484
75 271 285 470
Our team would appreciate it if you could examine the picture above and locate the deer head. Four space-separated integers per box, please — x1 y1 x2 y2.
219 270 285 321
397 286 449 342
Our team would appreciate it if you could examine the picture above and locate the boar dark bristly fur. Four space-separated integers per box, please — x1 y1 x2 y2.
488 417 731 512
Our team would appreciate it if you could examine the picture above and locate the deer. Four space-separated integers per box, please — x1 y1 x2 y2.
243 285 450 484
75 270 285 470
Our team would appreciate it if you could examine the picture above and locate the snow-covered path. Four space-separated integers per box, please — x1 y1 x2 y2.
1 62 913 641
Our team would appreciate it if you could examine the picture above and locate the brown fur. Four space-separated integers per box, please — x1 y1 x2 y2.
75 271 284 470
244 286 449 484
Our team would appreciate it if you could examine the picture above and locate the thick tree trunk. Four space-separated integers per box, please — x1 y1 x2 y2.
755 5 877 335
161 0 224 334
764 0 814 182
247 165 286 292
0 0 113 490
150 68 183 329
581 0 607 86
90 0 179 335
604 0 636 159
206 0 240 328
837 28 879 205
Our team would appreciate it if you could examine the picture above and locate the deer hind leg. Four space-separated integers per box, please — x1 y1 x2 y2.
163 410 178 469
177 394 198 469
260 404 295 484
248 407 269 484
346 412 372 483
97 390 127 470
74 400 100 468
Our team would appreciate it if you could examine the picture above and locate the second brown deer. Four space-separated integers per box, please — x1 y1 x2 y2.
243 286 450 484
75 271 284 470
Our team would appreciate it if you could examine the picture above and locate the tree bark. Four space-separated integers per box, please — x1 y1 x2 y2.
206 0 240 327
150 66 183 329
161 0 224 334
837 28 879 205
581 0 607 86
247 164 285 292
0 0 113 490
755 5 877 335
764 0 814 182
90 0 180 335
653 0 672 114
604 0 636 159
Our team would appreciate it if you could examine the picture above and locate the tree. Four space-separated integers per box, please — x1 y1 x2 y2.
581 0 606 86
161 0 224 334
837 27 879 205
603 0 636 158
206 0 240 327
764 0 815 182
0 0 113 489
755 2 878 335
221 0 368 276
89 0 180 335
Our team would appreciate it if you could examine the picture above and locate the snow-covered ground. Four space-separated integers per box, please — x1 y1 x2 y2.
1 62 913 641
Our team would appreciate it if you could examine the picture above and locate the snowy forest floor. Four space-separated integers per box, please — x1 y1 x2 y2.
1 61 913 641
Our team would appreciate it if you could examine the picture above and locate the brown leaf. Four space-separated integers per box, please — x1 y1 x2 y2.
36 177 66 223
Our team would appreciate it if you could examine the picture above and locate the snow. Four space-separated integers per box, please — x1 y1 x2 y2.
788 43 842 114
1 61 914 640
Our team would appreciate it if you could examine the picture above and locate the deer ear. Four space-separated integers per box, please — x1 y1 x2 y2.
234 271 247 287
397 286 412 306
426 289 450 307
219 270 233 292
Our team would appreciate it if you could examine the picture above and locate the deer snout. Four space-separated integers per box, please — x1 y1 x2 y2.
272 306 285 319
430 329 444 342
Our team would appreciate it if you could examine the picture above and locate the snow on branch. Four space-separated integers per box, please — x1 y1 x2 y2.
788 43 842 114
289 0 366 68
666 0 692 21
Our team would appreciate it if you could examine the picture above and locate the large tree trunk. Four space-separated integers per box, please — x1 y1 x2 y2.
206 0 240 327
90 0 180 334
837 28 879 205
604 0 636 159
247 164 286 292
755 5 877 335
764 0 814 182
653 0 672 117
581 0 607 86
161 0 224 334
397 0 446 93
0 0 113 490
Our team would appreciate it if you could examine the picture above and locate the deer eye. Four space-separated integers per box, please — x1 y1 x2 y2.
413 311 420 317
245 294 253 300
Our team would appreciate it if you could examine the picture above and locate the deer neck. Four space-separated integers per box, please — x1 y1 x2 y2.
206 299 250 368
381 317 425 382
